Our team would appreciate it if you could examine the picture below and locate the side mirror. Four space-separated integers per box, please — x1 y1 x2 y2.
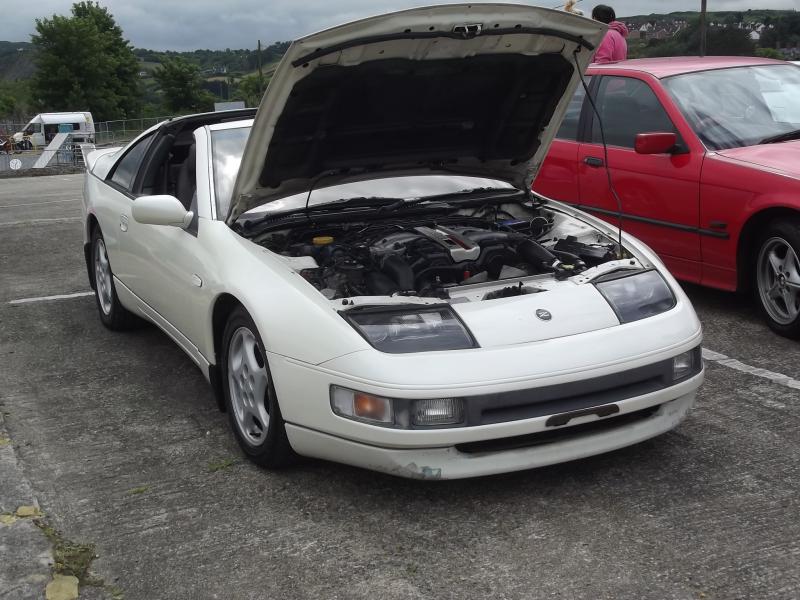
132 195 193 229
635 132 678 155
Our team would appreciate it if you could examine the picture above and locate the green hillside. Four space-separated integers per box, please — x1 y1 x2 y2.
625 9 794 23
0 41 35 81
2 9 797 84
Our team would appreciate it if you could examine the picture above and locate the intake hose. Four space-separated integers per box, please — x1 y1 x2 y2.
380 254 415 292
551 249 585 270
516 239 561 271
366 271 400 296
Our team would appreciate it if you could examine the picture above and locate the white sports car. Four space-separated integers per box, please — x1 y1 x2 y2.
81 4 703 479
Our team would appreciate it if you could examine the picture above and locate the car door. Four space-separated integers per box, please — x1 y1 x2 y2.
106 130 211 355
533 80 590 203
129 137 213 348
99 131 157 285
576 75 703 283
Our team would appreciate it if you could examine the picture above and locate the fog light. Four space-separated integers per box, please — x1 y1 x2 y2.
412 398 464 426
331 386 393 425
672 350 695 380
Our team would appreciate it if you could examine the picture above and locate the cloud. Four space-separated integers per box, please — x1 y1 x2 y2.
1 0 797 50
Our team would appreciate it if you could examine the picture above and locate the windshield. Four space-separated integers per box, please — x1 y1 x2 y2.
663 64 800 151
212 125 514 221
211 126 251 218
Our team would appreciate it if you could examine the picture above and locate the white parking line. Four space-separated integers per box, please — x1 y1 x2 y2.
0 217 82 227
0 198 80 208
703 348 800 392
8 291 94 305
5 289 800 395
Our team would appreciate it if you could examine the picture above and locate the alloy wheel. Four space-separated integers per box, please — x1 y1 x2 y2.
227 327 271 446
94 238 113 316
757 236 800 325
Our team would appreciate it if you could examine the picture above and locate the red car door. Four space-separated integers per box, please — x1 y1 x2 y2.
575 74 704 283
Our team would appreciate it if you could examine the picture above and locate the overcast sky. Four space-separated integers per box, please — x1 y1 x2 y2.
1 1 796 50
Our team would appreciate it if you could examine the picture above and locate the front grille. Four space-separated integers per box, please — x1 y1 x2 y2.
455 347 701 428
454 404 661 454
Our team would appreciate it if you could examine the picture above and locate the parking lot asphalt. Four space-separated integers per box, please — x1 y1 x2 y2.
1 175 799 600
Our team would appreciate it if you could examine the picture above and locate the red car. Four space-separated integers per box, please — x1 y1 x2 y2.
534 57 800 337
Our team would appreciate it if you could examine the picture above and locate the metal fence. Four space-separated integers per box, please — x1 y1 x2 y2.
0 134 88 173
2 116 176 147
0 116 177 172
95 116 173 145
0 122 28 137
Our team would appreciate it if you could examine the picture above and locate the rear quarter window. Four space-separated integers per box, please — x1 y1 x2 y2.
109 133 154 192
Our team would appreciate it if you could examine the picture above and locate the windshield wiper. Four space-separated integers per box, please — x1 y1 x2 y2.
759 128 800 145
237 195 424 236
378 187 521 213
314 195 406 209
241 196 404 225
237 187 522 237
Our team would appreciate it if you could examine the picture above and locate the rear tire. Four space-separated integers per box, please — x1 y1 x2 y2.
221 306 295 468
91 229 139 330
753 218 800 338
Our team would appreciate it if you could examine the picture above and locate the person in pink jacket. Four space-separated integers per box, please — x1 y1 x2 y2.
591 5 629 63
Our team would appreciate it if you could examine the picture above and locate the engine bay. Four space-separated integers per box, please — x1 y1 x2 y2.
253 201 625 302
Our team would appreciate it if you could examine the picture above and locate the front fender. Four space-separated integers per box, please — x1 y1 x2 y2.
200 222 369 366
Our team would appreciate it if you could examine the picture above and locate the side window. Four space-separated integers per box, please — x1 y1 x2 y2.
555 81 588 141
109 133 154 192
591 76 677 148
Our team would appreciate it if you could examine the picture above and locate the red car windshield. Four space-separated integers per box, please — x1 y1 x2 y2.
663 64 800 151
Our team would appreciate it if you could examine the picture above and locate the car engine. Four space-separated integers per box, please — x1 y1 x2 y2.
259 212 619 301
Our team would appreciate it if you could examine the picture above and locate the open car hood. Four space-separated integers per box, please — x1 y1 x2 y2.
227 3 604 223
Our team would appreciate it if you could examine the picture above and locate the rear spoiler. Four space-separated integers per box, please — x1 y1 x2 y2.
82 145 121 173
79 143 96 167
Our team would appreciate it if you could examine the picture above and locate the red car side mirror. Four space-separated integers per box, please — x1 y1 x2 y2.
635 132 678 155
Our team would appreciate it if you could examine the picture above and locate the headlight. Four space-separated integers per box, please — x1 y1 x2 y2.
594 269 676 323
331 387 394 425
673 347 701 380
330 386 466 428
412 398 464 426
343 305 477 353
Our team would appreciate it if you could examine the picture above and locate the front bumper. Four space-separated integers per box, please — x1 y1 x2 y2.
268 299 703 478
285 379 699 479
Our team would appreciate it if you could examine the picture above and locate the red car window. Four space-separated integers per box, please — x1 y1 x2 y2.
590 76 677 148
555 78 590 141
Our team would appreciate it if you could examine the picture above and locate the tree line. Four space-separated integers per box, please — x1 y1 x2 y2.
2 2 800 123
1 2 289 123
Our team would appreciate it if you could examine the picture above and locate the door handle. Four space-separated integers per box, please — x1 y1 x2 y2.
584 156 604 168
120 214 128 232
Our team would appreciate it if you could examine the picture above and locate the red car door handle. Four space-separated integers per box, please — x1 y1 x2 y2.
584 156 604 168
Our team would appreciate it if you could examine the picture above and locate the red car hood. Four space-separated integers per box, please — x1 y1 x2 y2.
716 140 800 180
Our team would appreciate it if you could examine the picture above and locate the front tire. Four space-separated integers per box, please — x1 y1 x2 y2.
221 307 295 468
91 229 138 330
754 219 800 338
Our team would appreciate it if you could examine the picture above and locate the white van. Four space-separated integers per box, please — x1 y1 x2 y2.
13 112 95 148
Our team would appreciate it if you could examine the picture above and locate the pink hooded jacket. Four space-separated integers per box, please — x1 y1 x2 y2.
593 21 629 63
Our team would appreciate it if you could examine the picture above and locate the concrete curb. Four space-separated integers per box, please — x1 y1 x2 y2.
0 412 53 599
